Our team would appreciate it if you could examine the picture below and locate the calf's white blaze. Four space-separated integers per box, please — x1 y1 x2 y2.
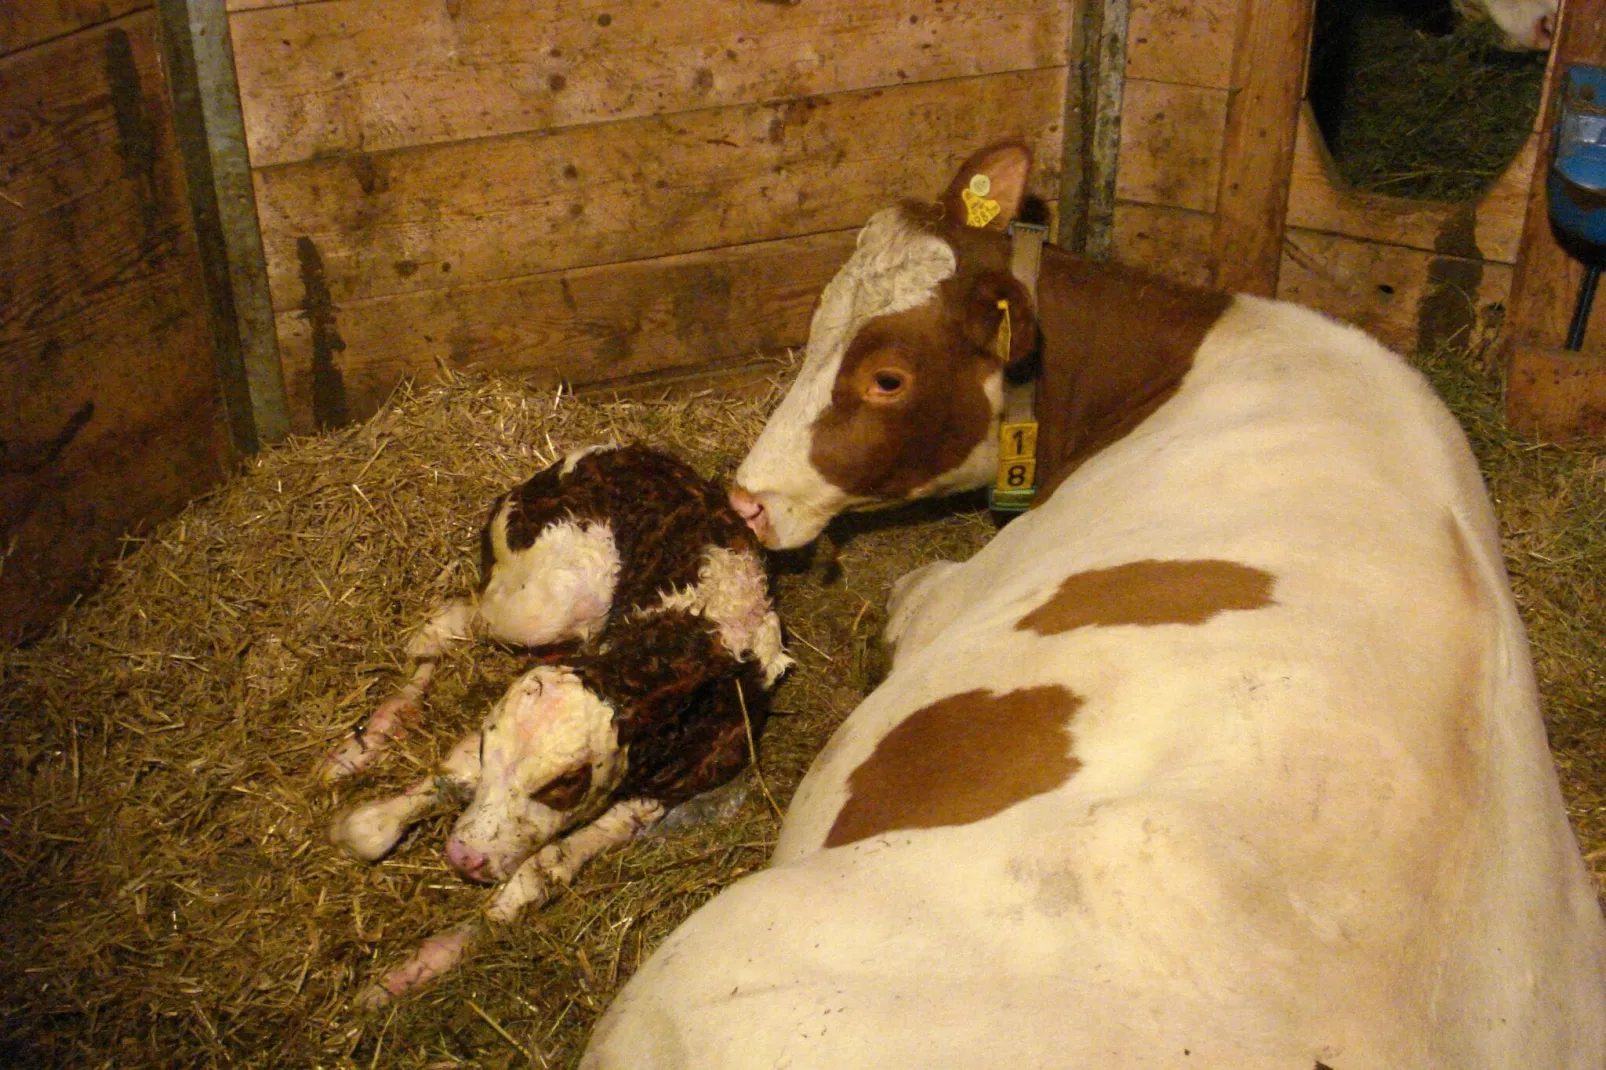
449 666 619 880
734 209 956 548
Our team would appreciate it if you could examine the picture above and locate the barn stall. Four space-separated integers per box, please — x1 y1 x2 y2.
2 0 1604 1064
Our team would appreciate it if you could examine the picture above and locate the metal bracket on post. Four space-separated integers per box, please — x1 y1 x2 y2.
156 0 289 454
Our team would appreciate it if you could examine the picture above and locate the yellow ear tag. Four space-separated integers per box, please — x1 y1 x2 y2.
962 187 1001 228
993 298 1012 361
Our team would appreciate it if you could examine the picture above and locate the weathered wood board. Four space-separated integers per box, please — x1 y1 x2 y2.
250 71 1066 428
1279 229 1513 354
1124 0 1237 89
0 0 147 56
1 11 228 644
1114 79 1229 214
231 0 1067 168
273 230 860 430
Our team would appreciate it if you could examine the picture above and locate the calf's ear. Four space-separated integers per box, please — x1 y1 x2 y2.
940 141 1032 231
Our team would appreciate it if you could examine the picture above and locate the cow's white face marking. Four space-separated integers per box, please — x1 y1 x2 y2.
447 666 620 881
735 208 957 549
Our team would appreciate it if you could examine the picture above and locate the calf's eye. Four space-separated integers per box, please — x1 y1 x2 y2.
531 765 592 809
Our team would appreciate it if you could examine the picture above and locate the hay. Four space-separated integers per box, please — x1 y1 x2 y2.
1309 0 1545 201
1 340 1602 1067
0 365 989 1067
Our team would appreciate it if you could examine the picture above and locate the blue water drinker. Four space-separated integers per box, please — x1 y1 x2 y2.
1548 65 1606 349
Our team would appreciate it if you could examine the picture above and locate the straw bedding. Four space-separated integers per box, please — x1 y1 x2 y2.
2 339 1602 1067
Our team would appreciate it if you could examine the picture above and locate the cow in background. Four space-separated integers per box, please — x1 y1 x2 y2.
581 143 1606 1067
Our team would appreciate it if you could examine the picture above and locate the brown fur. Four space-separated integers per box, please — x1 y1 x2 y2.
825 685 1083 848
1016 559 1277 636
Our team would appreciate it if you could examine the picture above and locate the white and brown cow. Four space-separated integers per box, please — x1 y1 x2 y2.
1454 0 1556 50
582 143 1606 1067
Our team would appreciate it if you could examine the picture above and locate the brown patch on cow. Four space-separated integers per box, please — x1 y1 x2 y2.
1026 249 1230 502
824 685 1082 848
1017 559 1276 636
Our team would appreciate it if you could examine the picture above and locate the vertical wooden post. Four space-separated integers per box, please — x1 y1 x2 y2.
1059 0 1129 260
157 0 289 451
1501 0 1606 440
1210 0 1315 296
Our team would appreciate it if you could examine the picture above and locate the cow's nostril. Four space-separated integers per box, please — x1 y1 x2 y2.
729 487 765 522
1538 13 1555 48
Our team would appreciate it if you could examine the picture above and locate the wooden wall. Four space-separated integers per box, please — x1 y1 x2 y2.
226 0 1071 433
1112 0 1534 356
1 7 230 645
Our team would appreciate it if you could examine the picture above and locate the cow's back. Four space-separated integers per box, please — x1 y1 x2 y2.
585 297 1606 1068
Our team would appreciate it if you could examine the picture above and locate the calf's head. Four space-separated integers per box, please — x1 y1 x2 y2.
444 666 622 883
732 142 1040 549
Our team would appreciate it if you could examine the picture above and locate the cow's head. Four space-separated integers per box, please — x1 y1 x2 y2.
731 142 1040 549
444 665 622 883
1453 0 1555 50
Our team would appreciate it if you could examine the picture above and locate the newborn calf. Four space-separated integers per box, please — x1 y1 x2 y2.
326 444 791 1002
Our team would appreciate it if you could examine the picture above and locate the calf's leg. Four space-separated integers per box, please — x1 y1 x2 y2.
486 798 666 923
319 599 479 783
330 732 481 861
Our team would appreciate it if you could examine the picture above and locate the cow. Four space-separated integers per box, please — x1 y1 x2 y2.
1454 0 1556 50
580 143 1606 1067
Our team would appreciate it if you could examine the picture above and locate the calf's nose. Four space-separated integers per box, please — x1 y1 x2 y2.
444 836 492 883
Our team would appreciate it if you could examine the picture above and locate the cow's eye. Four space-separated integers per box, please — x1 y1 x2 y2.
868 370 908 399
531 765 592 809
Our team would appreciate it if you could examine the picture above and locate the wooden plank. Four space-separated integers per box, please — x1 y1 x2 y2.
1124 0 1238 90
1507 343 1606 438
229 0 1069 168
1 11 228 643
1285 104 1533 266
1210 0 1315 295
1279 228 1512 354
1111 200 1216 287
254 68 1068 314
0 1 148 58
1113 78 1229 213
1501 0 1606 439
271 230 858 432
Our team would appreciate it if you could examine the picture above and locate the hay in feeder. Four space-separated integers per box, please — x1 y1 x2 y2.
1309 0 1546 201
0 338 1601 1067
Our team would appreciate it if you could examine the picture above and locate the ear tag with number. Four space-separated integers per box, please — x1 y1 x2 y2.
962 174 1001 228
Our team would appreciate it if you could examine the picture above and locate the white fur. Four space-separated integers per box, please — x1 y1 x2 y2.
585 296 1606 1068
647 546 794 685
448 666 620 881
735 209 957 548
478 516 621 646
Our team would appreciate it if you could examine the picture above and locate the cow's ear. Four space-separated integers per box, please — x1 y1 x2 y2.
955 271 1036 368
940 141 1032 231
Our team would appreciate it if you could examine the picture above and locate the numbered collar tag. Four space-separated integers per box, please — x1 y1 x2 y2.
989 223 1047 514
